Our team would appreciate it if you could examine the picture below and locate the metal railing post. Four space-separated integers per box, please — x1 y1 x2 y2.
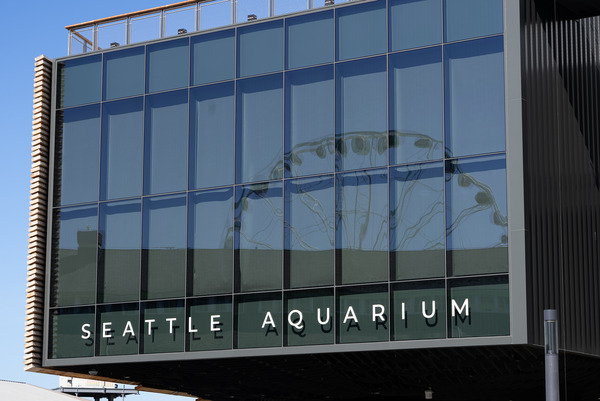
544 309 560 401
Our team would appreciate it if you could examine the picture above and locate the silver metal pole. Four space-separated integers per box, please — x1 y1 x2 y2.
544 309 559 401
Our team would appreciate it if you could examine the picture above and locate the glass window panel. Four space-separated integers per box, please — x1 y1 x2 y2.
235 182 283 292
336 170 388 285
235 293 282 348
337 285 388 344
131 13 161 43
444 0 503 42
70 27 94 55
237 20 283 77
142 195 186 300
199 0 232 31
188 296 233 351
389 0 442 51
189 82 234 189
444 36 505 158
97 304 139 356
103 46 145 101
57 55 101 108
188 188 234 296
100 98 143 200
51 205 98 307
98 200 141 303
146 38 189 93
448 276 510 338
285 65 334 177
446 155 508 276
275 0 307 15
165 6 196 37
144 90 188 195
391 281 445 341
191 29 235 85
336 0 386 61
141 300 185 353
55 105 100 206
284 289 334 346
285 176 334 288
97 20 127 51
236 74 283 184
286 11 333 69
236 0 269 23
389 47 443 164
336 56 387 171
390 163 444 280
49 307 95 359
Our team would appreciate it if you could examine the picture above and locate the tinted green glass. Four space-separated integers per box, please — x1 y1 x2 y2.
336 0 386 61
142 195 186 300
141 300 185 353
58 55 101 108
336 170 388 285
188 296 233 351
448 276 509 338
286 11 333 69
146 38 189 93
237 20 283 78
49 307 95 358
103 46 145 100
337 285 389 344
235 182 283 292
97 304 139 356
285 176 334 288
392 281 445 340
235 293 282 348
389 0 442 51
52 206 98 307
390 163 444 280
446 155 508 276
188 188 234 296
98 200 141 303
285 289 334 346
444 0 503 42
192 29 235 85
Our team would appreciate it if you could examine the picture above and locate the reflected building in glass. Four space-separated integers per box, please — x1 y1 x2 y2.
27 0 600 400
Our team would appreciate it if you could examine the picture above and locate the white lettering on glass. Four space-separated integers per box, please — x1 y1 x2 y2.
262 312 276 329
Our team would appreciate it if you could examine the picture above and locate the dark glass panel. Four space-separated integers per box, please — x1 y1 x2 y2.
446 155 508 276
187 296 233 351
448 276 510 338
336 57 387 171
97 304 139 356
284 65 334 177
191 29 235 85
336 170 388 285
103 46 145 101
337 285 389 344
284 289 334 346
51 205 98 307
146 38 189 93
444 0 503 42
235 182 283 292
391 280 445 340
390 163 444 280
188 188 234 296
284 176 334 288
98 200 141 303
336 0 386 61
389 0 442 51
189 82 234 189
141 300 185 353
100 97 143 200
57 54 101 108
444 36 505 158
286 10 333 69
237 20 283 78
144 90 188 195
235 74 283 184
54 105 100 206
389 47 443 164
235 293 282 348
49 307 95 358
142 195 186 300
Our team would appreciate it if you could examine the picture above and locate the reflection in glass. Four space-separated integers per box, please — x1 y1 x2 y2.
50 307 95 358
389 47 443 164
444 0 503 42
337 285 388 344
146 38 189 93
191 29 235 85
285 65 334 177
285 176 334 288
51 206 98 307
98 200 141 303
392 281 445 340
188 188 234 296
142 195 186 300
188 296 233 351
237 20 283 77
336 0 386 61
390 163 444 280
286 11 333 69
97 304 139 356
101 98 143 200
336 170 388 284
444 36 505 157
336 56 387 171
236 74 283 184
446 155 508 276
141 300 185 353
57 55 101 108
285 289 334 346
235 182 283 292
389 0 442 51
189 82 234 189
103 46 145 101
235 293 282 348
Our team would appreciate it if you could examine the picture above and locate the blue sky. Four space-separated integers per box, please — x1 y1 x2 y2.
0 1 198 400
